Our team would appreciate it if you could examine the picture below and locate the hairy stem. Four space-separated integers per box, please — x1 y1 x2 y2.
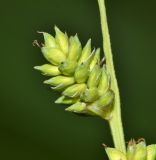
97 0 126 153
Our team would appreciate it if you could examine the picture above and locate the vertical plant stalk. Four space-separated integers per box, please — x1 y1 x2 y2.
97 0 126 153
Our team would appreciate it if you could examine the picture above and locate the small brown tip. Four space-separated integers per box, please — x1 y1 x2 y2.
128 138 136 146
137 138 145 144
32 40 41 48
37 31 44 34
100 57 106 66
102 143 107 148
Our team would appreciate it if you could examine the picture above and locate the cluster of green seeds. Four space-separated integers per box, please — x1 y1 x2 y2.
105 139 156 160
34 26 115 120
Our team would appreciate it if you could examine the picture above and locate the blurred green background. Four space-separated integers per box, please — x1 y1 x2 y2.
0 0 156 159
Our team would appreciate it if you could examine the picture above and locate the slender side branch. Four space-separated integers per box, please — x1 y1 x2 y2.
97 0 126 153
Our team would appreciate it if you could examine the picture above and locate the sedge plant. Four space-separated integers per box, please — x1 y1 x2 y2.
33 0 156 159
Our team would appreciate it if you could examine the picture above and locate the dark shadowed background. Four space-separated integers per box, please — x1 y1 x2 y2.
0 0 156 159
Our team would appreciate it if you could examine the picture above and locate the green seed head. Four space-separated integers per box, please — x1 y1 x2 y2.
34 26 115 119
104 139 156 160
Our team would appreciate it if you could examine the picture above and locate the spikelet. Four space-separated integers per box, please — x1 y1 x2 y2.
34 26 115 120
104 139 156 160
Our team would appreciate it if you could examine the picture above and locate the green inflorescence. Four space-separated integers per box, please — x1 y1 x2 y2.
34 26 115 120
105 139 156 160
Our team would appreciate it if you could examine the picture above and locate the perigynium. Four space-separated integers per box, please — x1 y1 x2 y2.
33 0 156 159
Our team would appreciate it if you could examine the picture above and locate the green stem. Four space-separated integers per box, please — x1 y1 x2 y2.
97 0 126 153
